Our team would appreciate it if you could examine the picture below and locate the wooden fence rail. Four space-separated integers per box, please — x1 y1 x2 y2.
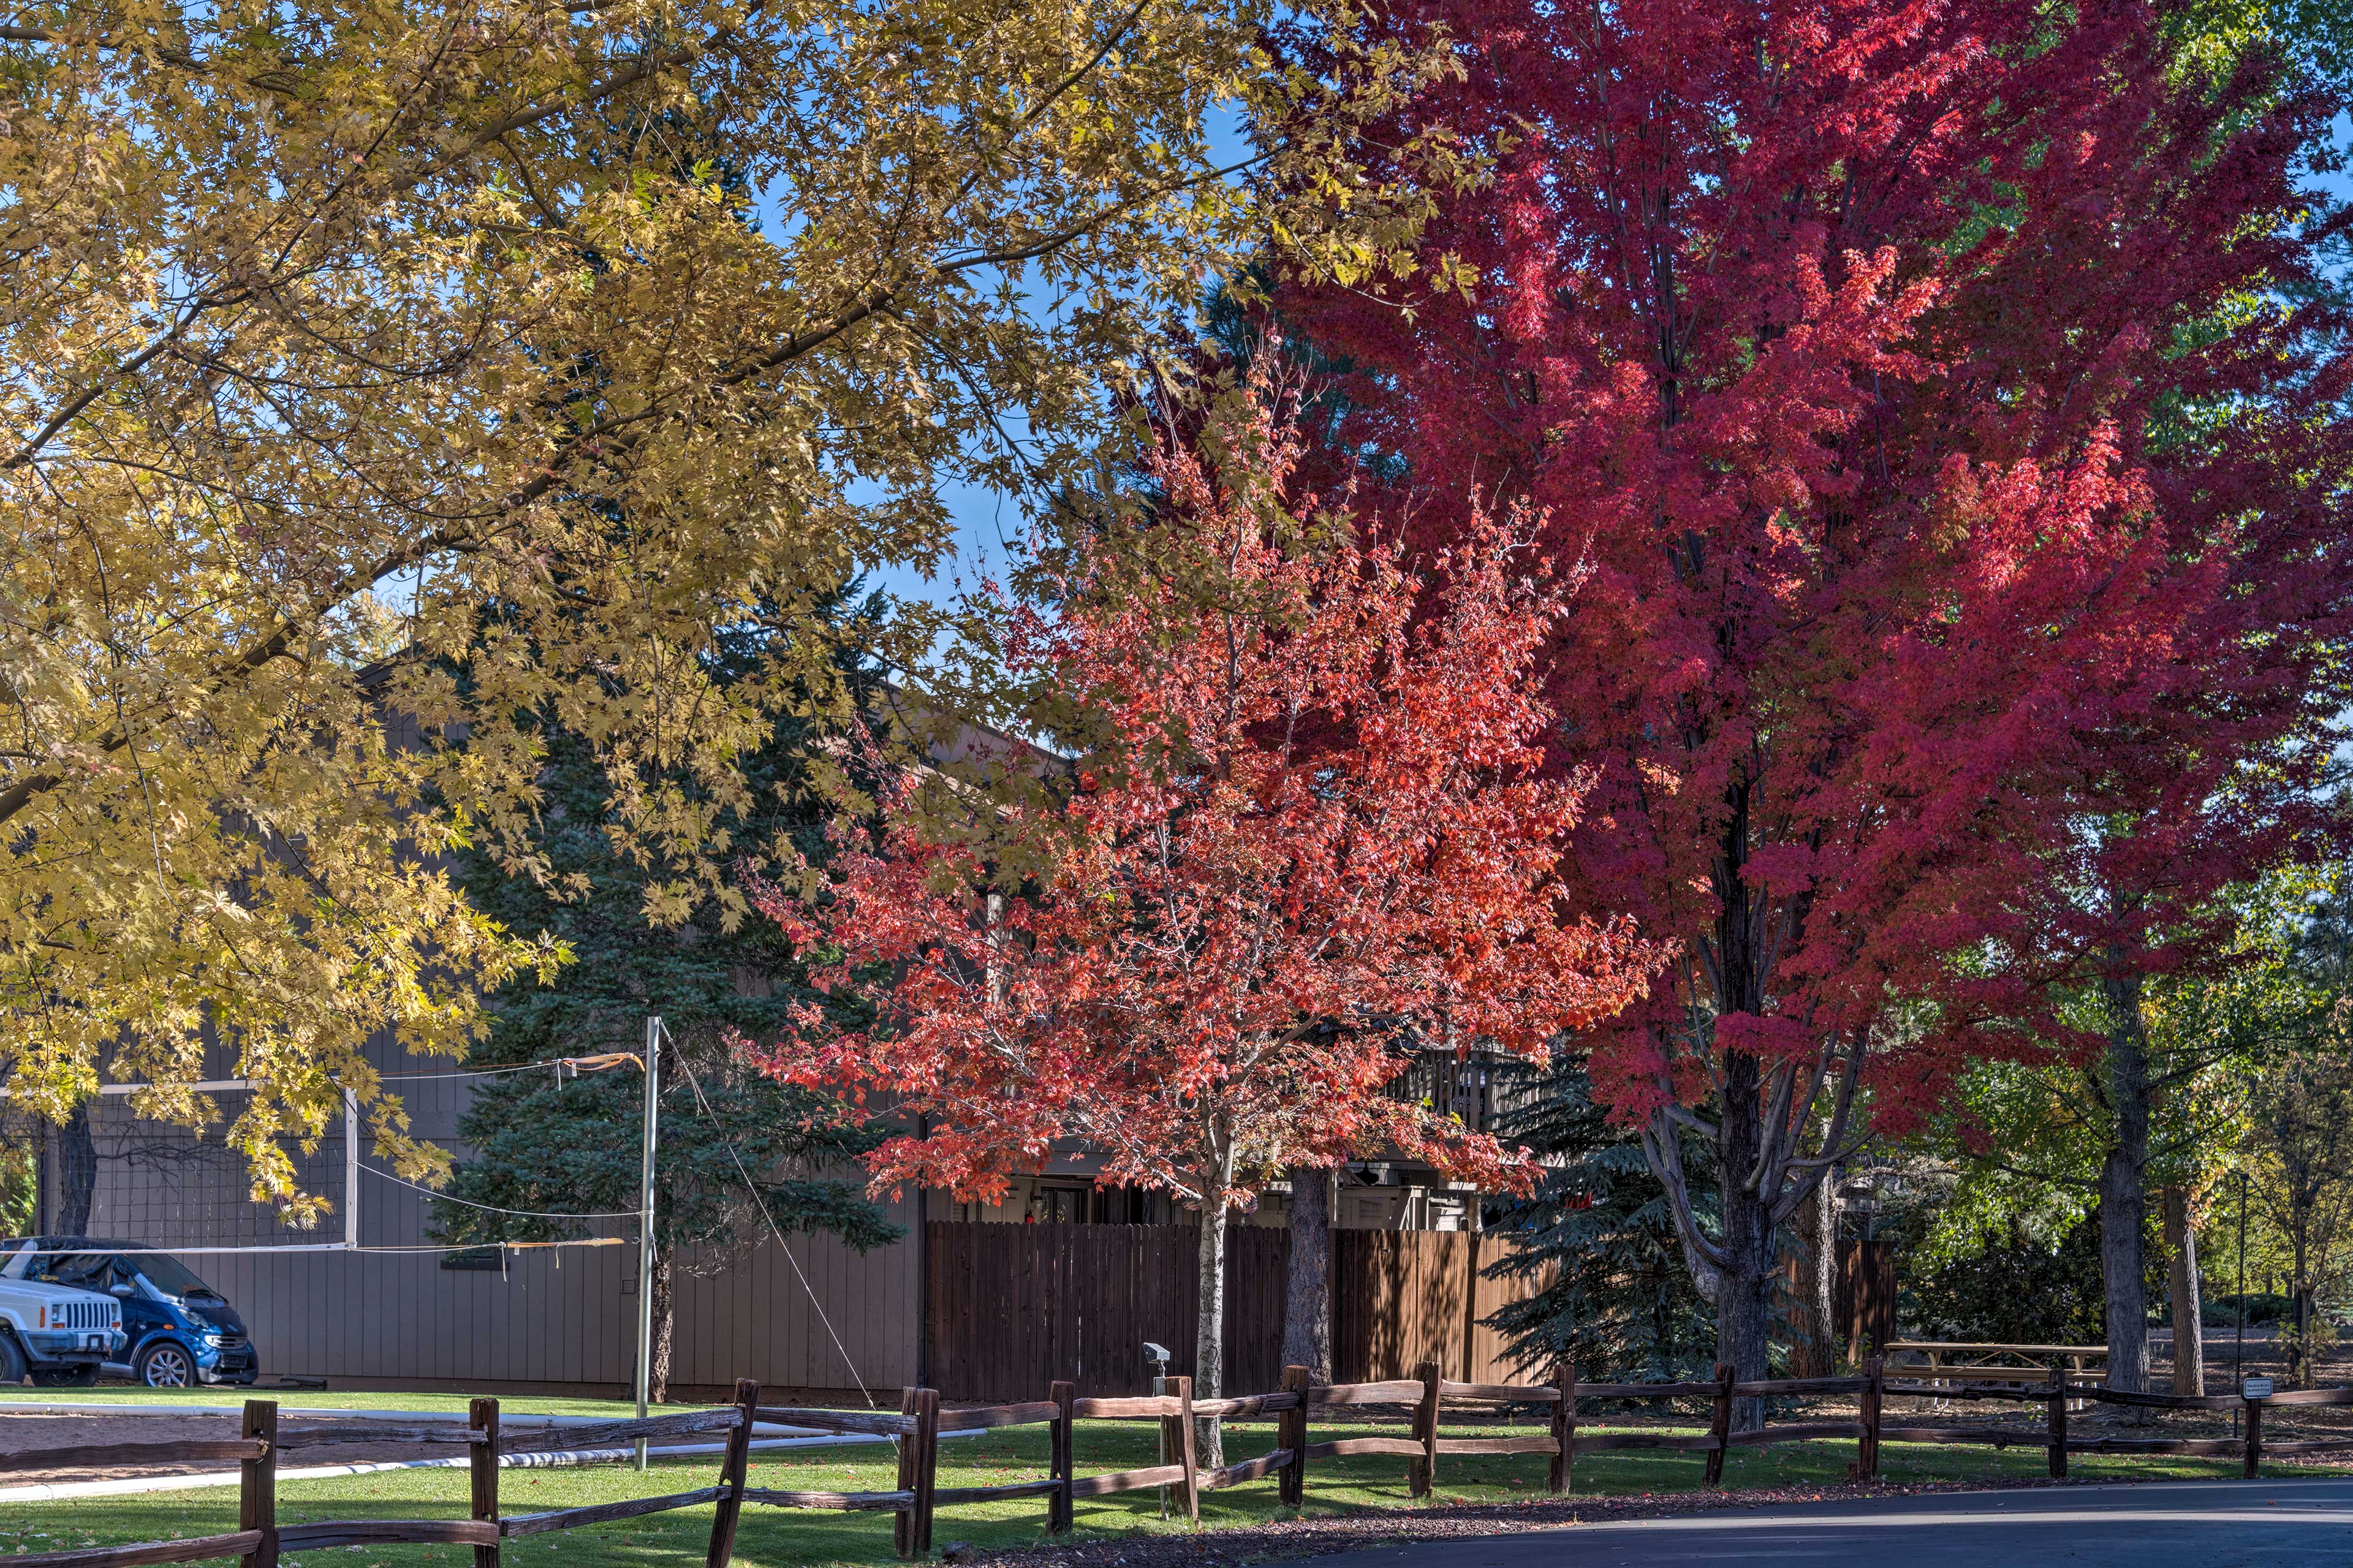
16 1362 2352 1566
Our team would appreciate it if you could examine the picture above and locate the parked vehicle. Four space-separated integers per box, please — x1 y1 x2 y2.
0 1243 122 1387
0 1239 256 1388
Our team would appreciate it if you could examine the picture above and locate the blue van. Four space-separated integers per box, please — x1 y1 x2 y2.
0 1239 258 1388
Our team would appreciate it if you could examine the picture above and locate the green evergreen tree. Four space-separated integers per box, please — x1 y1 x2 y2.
433 618 900 1401
1482 1062 1718 1383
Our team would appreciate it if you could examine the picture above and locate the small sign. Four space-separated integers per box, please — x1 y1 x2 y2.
2242 1376 2274 1400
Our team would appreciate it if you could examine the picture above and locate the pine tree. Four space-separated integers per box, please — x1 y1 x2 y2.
1482 1062 1716 1383
433 618 900 1401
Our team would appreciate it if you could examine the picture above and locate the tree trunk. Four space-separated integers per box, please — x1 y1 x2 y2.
1788 1160 1838 1377
2161 1184 2203 1396
2097 966 2151 1406
1194 1145 1237 1471
1696 779 1782 1430
1716 1052 1775 1431
2292 1284 2317 1388
53 1102 96 1235
649 1248 675 1405
1281 1165 1334 1383
2289 1222 2313 1387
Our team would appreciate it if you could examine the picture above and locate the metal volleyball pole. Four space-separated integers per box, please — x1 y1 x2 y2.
635 1015 662 1471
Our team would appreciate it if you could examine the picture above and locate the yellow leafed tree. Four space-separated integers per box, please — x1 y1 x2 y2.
0 0 1461 1210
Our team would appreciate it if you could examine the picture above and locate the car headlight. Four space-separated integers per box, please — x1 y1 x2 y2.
200 1330 225 1344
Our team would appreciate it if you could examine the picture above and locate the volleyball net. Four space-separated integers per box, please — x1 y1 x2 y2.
29 1071 634 1257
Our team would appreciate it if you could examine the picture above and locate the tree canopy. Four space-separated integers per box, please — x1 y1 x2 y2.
1275 0 2353 1403
758 367 1664 1456
0 0 1458 1197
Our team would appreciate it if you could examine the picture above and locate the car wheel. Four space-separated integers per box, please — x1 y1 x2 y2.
136 1341 196 1388
0 1335 25 1387
29 1366 97 1388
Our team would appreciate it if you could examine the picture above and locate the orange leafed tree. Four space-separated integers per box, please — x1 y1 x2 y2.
756 370 1663 1451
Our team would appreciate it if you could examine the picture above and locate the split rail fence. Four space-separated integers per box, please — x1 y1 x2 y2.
6 1361 2347 1566
1879 1364 2353 1474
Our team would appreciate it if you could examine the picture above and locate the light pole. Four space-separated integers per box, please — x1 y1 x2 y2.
635 1015 662 1471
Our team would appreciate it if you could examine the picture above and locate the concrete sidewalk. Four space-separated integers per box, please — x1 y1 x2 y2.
1293 1477 2353 1567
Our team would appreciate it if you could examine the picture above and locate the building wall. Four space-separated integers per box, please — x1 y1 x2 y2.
44 1032 1483 1396
40 1034 922 1399
179 1200 923 1398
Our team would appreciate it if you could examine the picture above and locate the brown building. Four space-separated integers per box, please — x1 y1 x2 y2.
33 1036 1525 1401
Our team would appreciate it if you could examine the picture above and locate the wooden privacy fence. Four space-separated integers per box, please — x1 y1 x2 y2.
1835 1238 1897 1357
926 1222 1556 1399
926 1222 1290 1400
1333 1232 1540 1393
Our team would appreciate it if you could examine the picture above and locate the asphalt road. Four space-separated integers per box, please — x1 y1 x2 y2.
1294 1478 2353 1567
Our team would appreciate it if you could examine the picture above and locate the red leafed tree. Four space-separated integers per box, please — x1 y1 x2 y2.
754 370 1662 1455
1280 0 2353 1406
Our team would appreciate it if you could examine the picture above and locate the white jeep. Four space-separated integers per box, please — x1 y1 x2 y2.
0 1275 121 1387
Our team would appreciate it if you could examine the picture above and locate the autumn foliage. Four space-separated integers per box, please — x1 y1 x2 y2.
0 0 1455 1199
756 370 1662 1418
1281 0 2353 1390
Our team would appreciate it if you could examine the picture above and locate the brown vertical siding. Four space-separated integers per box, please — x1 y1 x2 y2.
51 1034 920 1398
663 1191 920 1396
59 1040 1539 1400
197 1215 929 1397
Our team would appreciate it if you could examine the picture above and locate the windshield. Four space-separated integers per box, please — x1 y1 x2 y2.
124 1253 219 1298
19 1251 111 1289
0 1243 222 1298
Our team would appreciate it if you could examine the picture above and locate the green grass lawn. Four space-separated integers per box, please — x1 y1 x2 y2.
0 1416 2335 1567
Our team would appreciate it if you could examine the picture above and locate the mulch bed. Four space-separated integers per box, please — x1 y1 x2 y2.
952 1477 2096 1567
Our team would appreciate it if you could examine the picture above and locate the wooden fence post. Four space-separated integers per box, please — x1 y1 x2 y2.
1048 1379 1076 1533
2243 1392 2263 1480
2045 1363 2067 1479
1409 1360 1441 1498
894 1387 921 1559
1277 1365 1310 1509
1859 1357 1884 1482
1548 1361 1574 1496
705 1379 760 1568
1703 1363 1734 1486
239 1399 277 1568
470 1396 501 1568
914 1389 941 1555
1167 1376 1199 1525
